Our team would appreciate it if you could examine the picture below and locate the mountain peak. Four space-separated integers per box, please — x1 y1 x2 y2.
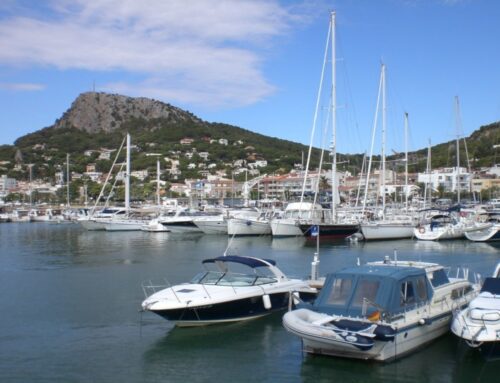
53 92 202 133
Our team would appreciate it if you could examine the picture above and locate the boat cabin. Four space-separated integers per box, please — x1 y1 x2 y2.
309 265 438 321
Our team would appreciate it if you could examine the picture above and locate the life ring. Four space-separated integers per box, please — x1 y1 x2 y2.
418 227 425 234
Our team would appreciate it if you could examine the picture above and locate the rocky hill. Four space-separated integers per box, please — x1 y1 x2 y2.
54 92 202 133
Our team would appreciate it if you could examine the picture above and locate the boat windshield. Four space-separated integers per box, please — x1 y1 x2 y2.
191 271 277 286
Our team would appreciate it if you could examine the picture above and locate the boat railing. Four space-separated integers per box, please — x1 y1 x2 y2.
141 278 182 303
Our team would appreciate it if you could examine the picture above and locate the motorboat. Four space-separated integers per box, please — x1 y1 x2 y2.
451 263 500 357
141 217 170 232
157 207 205 233
270 202 323 237
282 256 479 361
193 214 228 234
141 255 318 327
226 209 272 236
464 212 500 242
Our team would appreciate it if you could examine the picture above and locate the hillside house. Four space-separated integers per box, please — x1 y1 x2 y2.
180 138 194 145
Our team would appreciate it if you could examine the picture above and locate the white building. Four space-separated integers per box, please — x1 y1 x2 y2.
417 167 472 193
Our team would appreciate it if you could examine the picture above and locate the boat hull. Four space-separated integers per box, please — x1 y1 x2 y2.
149 291 315 327
360 222 415 240
464 225 500 242
193 218 228 234
283 308 453 362
299 223 359 239
270 219 303 237
227 218 271 236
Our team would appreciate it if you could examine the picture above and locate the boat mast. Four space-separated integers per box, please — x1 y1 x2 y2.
125 133 131 212
66 153 70 207
330 11 337 221
404 112 409 212
156 158 161 207
454 96 461 204
381 64 386 219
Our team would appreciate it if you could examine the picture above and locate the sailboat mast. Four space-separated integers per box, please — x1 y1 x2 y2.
381 64 386 219
156 159 161 207
66 153 70 207
404 112 409 212
454 96 461 204
330 11 337 221
125 133 131 212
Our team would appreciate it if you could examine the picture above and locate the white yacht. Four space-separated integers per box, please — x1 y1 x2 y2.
227 210 272 236
451 263 500 357
193 214 227 234
283 257 479 361
270 202 322 237
141 255 318 327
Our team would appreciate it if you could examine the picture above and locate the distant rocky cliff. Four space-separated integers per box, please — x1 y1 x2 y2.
53 92 202 133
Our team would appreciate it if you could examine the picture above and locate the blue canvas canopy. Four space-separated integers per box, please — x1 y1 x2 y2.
202 256 276 268
312 265 433 319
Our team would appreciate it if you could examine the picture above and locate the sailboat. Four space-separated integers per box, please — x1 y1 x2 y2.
360 71 417 241
414 97 487 241
297 12 359 239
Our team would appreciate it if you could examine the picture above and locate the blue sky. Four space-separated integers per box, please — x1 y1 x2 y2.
0 0 499 156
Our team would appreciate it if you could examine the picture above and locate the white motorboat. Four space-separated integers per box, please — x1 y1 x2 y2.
464 213 500 242
157 207 206 233
141 218 170 232
270 202 323 237
141 255 318 327
451 263 500 357
78 207 127 231
283 256 479 361
226 209 272 236
193 214 227 234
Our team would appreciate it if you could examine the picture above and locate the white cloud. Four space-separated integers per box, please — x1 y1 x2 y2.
0 0 310 107
0 82 45 91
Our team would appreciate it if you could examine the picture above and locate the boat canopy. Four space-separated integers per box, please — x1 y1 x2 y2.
481 278 500 295
202 256 276 268
312 265 433 320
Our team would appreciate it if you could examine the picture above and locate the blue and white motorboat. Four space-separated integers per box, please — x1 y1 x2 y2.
451 263 500 357
283 257 479 361
141 255 318 327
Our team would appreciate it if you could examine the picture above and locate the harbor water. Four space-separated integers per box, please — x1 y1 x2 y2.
1 223 499 382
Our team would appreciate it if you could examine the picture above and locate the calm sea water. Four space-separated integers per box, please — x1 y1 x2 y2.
1 223 499 382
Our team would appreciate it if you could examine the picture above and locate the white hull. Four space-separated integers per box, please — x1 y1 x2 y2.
103 220 145 231
414 225 465 241
360 222 415 240
193 218 228 234
141 219 170 232
414 222 491 241
464 224 500 242
283 308 452 361
227 217 271 236
78 218 106 231
270 218 303 237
